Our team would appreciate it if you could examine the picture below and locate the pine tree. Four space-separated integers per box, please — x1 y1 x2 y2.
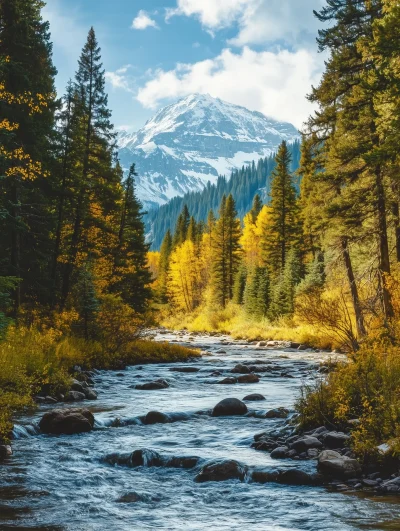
244 267 270 317
262 141 301 276
74 262 99 340
233 264 247 305
269 247 302 319
173 204 190 247
296 251 326 296
112 163 152 313
250 194 263 223
0 0 57 311
158 229 173 303
212 194 242 307
60 27 117 308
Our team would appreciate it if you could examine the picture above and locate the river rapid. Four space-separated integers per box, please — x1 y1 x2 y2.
1 331 400 531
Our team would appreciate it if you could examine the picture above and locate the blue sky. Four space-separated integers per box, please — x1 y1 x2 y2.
43 0 326 131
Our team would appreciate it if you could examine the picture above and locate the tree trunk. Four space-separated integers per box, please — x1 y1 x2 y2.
375 164 394 320
341 237 366 340
391 200 400 262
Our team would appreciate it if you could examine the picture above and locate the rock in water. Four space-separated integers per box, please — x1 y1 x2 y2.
39 408 95 435
277 469 315 486
144 411 170 424
318 450 361 479
243 394 266 401
65 391 86 402
136 379 169 390
230 364 251 374
195 460 246 482
237 374 260 384
212 398 248 417
265 407 289 419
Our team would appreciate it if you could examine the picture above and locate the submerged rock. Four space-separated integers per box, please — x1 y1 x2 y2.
0 445 12 462
243 394 266 401
169 367 200 373
39 408 94 435
130 449 163 467
230 364 251 374
212 398 248 417
265 407 289 419
237 374 259 384
136 379 169 390
218 377 237 385
195 460 246 482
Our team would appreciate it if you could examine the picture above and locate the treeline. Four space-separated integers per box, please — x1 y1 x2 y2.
145 141 301 249
155 0 400 352
0 0 151 336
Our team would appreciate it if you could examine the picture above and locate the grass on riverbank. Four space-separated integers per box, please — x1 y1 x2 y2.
161 303 336 351
296 344 400 461
0 327 199 442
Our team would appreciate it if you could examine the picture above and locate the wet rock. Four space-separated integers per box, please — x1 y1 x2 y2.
318 450 361 479
278 469 315 486
251 470 279 483
291 436 323 453
117 492 142 503
70 381 85 393
363 479 378 487
39 408 94 435
218 377 237 385
166 456 200 469
195 460 246 482
136 379 169 390
144 411 170 424
130 449 163 467
84 388 97 400
65 391 86 402
243 394 266 402
212 398 248 417
44 396 58 404
265 407 290 419
323 432 350 449
270 446 289 459
237 374 259 384
231 364 251 374
0 445 12 462
169 367 200 373
380 477 400 492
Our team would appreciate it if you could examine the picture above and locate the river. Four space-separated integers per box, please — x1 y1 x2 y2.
1 331 400 531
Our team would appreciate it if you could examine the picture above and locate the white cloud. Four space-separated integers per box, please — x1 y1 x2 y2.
132 10 158 30
167 0 324 49
105 65 134 93
137 46 324 129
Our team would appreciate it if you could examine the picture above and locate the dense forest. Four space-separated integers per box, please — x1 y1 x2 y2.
149 0 400 457
145 141 301 249
0 0 195 439
2 0 400 466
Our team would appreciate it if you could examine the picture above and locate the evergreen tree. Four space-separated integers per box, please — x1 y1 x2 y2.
262 141 300 276
158 229 173 304
233 264 247 305
250 194 263 223
296 251 326 296
244 267 270 317
112 163 152 313
212 194 242 307
187 216 198 243
0 0 57 311
74 262 99 340
173 204 190 247
269 247 302 319
60 27 117 308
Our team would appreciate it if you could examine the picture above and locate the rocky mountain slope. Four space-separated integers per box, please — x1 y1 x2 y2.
118 93 300 209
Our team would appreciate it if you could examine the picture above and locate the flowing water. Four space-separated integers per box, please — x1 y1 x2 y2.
1 332 400 531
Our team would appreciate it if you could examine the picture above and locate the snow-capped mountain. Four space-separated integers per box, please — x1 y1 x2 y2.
118 94 300 209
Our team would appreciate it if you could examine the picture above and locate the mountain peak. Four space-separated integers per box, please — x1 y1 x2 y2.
118 95 300 209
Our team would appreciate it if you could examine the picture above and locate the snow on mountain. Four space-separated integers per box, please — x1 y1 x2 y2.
117 93 300 209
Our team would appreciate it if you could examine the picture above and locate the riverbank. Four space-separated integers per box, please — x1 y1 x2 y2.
1 330 399 530
0 327 200 445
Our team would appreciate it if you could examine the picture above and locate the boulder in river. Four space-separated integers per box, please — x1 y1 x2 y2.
237 374 259 384
84 388 98 400
243 394 266 402
291 436 323 453
0 445 12 462
270 446 289 459
136 379 169 390
65 391 86 402
129 449 164 467
169 367 200 373
39 408 94 435
195 460 246 482
144 411 170 424
317 450 361 479
277 469 315 486
265 407 290 419
230 364 251 374
218 377 237 385
322 431 350 449
212 398 248 417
